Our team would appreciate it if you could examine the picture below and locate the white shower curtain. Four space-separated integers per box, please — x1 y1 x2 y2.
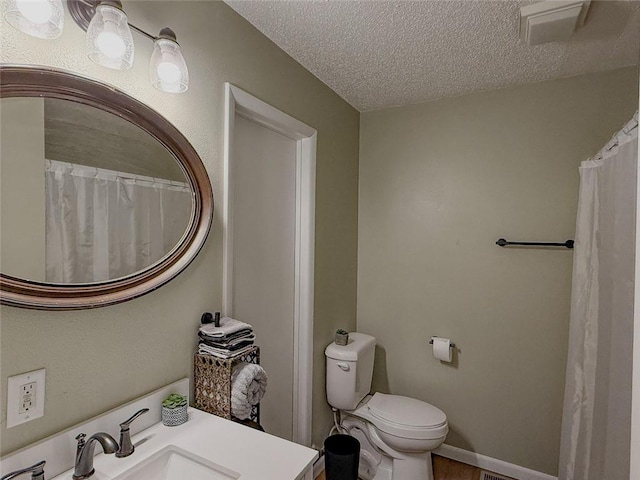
45 160 193 283
559 112 638 480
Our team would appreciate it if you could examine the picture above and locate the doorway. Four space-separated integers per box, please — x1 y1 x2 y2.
223 84 316 445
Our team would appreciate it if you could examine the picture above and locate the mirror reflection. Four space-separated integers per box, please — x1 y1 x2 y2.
1 97 194 284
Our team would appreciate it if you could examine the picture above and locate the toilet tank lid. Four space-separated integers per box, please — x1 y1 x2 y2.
325 332 376 361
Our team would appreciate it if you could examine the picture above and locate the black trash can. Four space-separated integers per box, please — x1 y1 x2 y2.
324 434 360 480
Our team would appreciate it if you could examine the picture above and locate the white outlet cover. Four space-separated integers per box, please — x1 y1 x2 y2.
7 368 45 428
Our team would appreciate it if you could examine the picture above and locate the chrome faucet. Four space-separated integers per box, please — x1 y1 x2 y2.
1 461 46 480
116 408 149 458
72 432 118 480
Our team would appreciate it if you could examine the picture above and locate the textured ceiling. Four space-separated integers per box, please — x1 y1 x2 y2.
225 0 640 111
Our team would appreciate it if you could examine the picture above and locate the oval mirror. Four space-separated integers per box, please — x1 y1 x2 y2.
0 66 213 309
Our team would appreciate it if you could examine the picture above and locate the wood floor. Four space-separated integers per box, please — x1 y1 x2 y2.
432 455 482 480
316 454 512 480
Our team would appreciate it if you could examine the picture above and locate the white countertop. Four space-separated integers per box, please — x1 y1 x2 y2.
51 408 318 480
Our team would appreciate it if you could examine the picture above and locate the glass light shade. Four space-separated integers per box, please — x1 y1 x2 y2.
150 38 189 93
3 0 64 39
86 3 134 70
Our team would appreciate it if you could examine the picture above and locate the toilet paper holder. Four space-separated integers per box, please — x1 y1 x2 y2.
429 337 456 348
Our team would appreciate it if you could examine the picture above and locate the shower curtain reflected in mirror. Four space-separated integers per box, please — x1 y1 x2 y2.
45 160 192 283
559 112 638 480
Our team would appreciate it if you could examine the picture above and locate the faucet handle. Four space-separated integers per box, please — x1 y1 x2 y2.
116 408 149 458
75 433 86 465
0 460 46 480
119 408 149 429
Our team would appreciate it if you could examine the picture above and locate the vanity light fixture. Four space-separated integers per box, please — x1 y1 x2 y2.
3 0 64 39
3 0 189 92
150 28 189 93
70 0 188 91
66 0 190 92
85 0 134 70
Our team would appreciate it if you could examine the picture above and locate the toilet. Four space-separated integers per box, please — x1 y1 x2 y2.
325 332 448 480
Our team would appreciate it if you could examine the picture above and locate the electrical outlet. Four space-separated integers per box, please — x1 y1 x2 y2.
18 381 37 414
7 369 45 428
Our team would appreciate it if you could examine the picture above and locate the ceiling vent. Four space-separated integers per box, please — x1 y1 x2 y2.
520 0 591 45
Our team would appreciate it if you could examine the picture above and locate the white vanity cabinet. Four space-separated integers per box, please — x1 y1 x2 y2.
0 380 317 480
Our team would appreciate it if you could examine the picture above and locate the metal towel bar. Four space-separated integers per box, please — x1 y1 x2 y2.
496 238 574 249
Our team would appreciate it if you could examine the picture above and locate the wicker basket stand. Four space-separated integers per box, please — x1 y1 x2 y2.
194 346 260 424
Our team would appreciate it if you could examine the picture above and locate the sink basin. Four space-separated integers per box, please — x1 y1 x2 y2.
112 445 240 480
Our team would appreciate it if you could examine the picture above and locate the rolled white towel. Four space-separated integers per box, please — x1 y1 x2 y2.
230 362 268 420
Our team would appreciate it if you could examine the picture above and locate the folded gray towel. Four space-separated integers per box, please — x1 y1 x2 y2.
198 330 254 343
199 317 253 338
198 343 256 359
199 333 256 349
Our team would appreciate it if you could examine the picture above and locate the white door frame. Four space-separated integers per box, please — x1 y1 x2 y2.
632 85 640 479
223 83 316 446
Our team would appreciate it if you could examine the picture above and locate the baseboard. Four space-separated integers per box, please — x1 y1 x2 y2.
434 444 557 480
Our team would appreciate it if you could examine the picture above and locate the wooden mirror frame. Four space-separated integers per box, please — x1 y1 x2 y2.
0 66 214 310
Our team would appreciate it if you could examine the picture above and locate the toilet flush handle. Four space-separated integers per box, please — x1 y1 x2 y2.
336 362 350 371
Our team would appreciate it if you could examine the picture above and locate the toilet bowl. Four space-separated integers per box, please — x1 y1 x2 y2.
345 394 447 480
325 333 448 480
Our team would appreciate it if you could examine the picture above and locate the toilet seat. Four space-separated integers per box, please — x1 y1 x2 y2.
354 393 448 441
368 393 447 428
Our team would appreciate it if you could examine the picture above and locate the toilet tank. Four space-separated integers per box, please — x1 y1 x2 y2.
325 332 376 410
